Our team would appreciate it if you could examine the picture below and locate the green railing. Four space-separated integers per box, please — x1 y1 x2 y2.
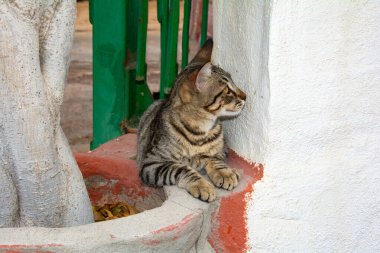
90 0 209 149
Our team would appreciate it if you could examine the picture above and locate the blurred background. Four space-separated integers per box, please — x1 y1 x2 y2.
61 0 213 152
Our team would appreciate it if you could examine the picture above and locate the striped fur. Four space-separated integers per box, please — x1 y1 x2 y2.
137 39 246 202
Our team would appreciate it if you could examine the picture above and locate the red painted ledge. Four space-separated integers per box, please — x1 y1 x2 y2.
76 134 263 253
209 151 263 253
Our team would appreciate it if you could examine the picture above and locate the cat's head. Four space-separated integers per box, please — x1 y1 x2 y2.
175 39 246 119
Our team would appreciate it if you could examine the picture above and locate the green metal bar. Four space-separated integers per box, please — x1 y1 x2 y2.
133 0 153 127
157 0 162 23
90 0 128 149
136 0 148 80
200 0 209 46
124 0 153 129
89 0 94 24
91 0 152 149
164 0 179 96
159 0 169 99
181 0 191 70
124 0 139 124
121 0 138 133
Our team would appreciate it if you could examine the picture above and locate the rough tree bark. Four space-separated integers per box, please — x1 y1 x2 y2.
0 0 93 227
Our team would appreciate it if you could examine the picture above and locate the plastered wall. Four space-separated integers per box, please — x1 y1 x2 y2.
212 0 270 164
213 0 380 252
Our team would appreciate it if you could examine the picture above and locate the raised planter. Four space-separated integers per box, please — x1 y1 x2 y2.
0 134 263 253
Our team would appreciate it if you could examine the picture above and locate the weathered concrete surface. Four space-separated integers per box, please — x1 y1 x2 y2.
0 0 93 227
0 135 215 253
0 192 210 253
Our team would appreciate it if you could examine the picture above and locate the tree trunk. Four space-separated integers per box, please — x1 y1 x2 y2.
0 0 93 227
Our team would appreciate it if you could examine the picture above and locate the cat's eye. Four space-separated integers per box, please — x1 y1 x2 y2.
222 77 229 83
224 87 230 94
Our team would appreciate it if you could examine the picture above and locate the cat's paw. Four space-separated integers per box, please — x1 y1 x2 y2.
210 168 239 190
187 179 216 202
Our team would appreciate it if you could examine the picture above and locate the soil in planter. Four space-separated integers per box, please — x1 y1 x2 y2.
93 202 138 222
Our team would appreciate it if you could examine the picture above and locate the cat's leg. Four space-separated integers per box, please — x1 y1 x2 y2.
140 161 216 202
199 157 240 191
178 168 216 202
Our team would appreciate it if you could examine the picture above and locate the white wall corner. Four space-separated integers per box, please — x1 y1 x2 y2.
214 0 380 252
212 0 271 164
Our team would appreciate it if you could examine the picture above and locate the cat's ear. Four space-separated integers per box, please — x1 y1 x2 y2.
195 62 212 92
179 62 212 103
189 38 213 65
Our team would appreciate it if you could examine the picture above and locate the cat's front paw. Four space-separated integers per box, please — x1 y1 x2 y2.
187 178 216 202
210 168 239 190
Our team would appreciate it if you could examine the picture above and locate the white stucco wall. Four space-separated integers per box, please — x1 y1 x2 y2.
213 0 380 252
212 0 270 163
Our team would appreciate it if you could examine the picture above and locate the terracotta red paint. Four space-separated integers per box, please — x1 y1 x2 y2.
0 243 63 253
208 151 264 253
141 239 161 246
76 134 264 253
75 135 163 207
76 155 150 201
0 244 63 249
151 213 196 235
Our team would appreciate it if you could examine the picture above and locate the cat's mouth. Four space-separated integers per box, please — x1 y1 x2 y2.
229 101 245 112
219 100 245 119
219 108 243 120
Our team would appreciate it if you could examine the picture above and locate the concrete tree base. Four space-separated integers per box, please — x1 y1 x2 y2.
0 134 263 253
0 0 93 227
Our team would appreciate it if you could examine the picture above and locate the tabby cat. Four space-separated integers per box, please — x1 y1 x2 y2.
137 39 246 202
